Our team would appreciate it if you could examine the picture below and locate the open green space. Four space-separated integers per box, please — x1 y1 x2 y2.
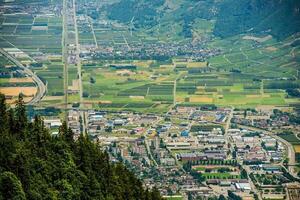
278 132 300 145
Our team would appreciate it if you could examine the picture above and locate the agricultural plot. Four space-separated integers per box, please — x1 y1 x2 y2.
0 52 37 103
0 7 65 104
175 69 296 108
278 132 300 145
35 62 64 97
81 62 174 112
1 3 298 113
209 35 299 79
81 49 299 112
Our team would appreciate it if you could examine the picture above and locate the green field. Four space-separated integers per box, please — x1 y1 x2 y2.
164 196 183 200
1 1 299 113
278 132 300 145
78 50 300 113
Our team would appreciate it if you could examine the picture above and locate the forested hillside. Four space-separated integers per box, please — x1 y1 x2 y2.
106 0 165 27
106 0 300 40
0 94 162 200
214 0 300 39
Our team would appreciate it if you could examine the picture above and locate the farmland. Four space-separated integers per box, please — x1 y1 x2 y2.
79 32 300 112
0 0 299 113
278 132 300 145
0 4 64 105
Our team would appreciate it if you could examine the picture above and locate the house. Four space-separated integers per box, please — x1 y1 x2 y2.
161 158 176 166
235 182 251 191
181 130 189 137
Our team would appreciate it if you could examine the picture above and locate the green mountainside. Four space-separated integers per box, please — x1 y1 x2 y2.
214 0 300 39
106 0 165 28
106 0 300 39
0 94 162 200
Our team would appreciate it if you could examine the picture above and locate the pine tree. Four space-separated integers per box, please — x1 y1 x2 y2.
151 187 162 200
0 94 162 200
0 171 26 200
14 94 27 139
0 94 8 133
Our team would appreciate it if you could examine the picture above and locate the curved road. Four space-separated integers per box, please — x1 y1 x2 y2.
0 48 46 105
237 124 298 179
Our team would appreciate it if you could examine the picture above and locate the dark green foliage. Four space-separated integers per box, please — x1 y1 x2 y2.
90 76 96 84
286 88 300 97
190 124 224 132
0 171 26 200
0 94 162 200
214 0 300 39
218 195 227 200
240 169 248 179
107 0 165 28
227 191 242 200
107 0 299 40
277 132 300 145
264 81 300 89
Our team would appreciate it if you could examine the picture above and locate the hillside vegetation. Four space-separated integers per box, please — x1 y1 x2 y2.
106 0 300 40
214 0 300 39
106 0 165 28
0 94 162 200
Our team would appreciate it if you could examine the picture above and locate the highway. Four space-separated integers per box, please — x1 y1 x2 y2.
0 48 46 105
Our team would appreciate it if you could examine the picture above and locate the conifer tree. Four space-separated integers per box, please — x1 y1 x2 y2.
0 93 162 200
0 171 26 200
14 94 27 138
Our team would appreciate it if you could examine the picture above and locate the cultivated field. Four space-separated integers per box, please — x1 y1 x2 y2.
1 4 299 113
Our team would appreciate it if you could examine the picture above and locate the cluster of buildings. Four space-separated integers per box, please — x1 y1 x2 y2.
88 41 221 61
232 109 291 130
39 103 299 200
229 128 284 164
36 96 300 200
67 110 81 136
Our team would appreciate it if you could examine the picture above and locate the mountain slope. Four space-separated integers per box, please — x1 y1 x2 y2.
106 0 300 40
214 0 300 39
106 0 165 27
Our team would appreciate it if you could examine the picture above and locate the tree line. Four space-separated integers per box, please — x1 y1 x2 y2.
0 93 162 200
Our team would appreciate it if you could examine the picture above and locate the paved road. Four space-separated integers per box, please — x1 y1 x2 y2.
0 48 46 105
224 106 234 146
238 124 298 178
144 139 158 167
62 0 69 121
88 16 98 49
72 0 86 134
72 0 83 104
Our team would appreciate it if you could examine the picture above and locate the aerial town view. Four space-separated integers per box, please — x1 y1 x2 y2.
0 0 300 200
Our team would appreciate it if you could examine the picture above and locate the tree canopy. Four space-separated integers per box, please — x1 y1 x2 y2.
0 93 162 200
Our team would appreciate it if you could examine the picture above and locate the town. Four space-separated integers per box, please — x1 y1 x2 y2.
42 105 300 200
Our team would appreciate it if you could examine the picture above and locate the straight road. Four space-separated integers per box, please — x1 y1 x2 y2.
224 106 234 146
0 48 46 105
72 0 85 134
62 0 69 121
88 16 98 49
